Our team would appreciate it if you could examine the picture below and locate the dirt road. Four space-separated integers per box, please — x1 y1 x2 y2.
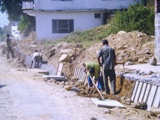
0 55 154 120
0 56 108 120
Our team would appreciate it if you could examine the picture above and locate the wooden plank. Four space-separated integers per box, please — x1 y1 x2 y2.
56 63 63 76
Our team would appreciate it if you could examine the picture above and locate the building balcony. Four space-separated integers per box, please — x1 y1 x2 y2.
22 1 34 10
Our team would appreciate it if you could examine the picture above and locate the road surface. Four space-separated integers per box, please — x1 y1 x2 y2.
0 55 153 120
0 56 110 120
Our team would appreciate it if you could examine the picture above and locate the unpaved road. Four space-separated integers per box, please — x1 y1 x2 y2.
0 56 111 120
0 55 154 120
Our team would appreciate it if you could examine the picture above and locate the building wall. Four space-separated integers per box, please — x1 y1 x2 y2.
155 0 160 62
34 0 136 10
36 11 103 41
11 22 20 40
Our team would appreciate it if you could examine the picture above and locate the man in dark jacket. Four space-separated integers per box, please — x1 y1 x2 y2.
6 34 14 59
97 39 117 95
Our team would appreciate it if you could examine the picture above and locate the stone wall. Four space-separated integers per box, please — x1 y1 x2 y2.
155 0 160 62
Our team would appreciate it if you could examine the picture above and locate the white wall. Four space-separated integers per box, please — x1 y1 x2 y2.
11 22 20 40
34 0 137 11
36 11 103 41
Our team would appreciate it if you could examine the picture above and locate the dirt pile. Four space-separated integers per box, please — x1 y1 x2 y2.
74 31 154 67
65 75 134 102
15 30 154 79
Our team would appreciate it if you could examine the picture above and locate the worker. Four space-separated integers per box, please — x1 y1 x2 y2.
97 39 117 95
5 34 14 59
30 50 40 68
39 50 43 68
82 62 104 90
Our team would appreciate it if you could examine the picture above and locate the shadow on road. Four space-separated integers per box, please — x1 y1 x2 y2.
0 85 6 89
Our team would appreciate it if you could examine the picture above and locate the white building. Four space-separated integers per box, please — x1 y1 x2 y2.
11 21 20 40
22 0 141 42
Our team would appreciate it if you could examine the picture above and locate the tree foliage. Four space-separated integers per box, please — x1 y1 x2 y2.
109 4 154 35
0 0 22 21
0 0 35 36
18 14 35 36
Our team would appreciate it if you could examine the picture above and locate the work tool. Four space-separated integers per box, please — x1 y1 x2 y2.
90 76 105 100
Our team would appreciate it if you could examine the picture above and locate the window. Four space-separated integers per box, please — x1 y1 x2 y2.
94 13 101 18
52 19 74 33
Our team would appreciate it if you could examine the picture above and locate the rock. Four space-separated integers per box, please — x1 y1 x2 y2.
138 58 145 63
145 71 154 75
65 86 72 91
131 101 147 110
125 61 134 65
121 97 131 105
104 109 111 114
150 107 160 118
60 49 74 56
150 57 157 65
118 31 127 35
47 47 56 58
90 117 97 120
59 54 71 62
71 86 81 92
71 77 79 82
145 49 151 54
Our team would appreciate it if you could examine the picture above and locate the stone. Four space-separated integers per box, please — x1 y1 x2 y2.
150 57 157 65
60 49 74 56
65 86 72 91
150 107 160 118
121 97 131 105
138 58 145 63
71 77 79 82
47 47 56 58
104 109 111 114
125 61 134 65
131 101 147 110
59 54 71 62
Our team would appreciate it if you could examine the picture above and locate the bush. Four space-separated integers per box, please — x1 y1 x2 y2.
109 4 154 35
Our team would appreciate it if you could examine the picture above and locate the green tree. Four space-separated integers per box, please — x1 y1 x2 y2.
0 27 4 35
0 0 35 36
0 0 22 21
19 14 35 36
110 4 154 35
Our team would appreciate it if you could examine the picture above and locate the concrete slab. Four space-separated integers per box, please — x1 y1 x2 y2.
28 68 49 75
122 63 160 73
131 81 139 101
143 84 151 102
43 75 67 81
91 98 125 108
147 85 158 111
152 87 160 108
138 83 147 102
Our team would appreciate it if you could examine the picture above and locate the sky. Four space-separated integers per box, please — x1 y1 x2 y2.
0 12 9 28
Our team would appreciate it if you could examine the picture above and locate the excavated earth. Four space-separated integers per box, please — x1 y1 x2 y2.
0 30 159 119
10 31 154 99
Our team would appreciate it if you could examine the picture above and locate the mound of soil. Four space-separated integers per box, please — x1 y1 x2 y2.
9 30 154 100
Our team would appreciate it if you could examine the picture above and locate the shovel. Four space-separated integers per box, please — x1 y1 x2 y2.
90 76 105 100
